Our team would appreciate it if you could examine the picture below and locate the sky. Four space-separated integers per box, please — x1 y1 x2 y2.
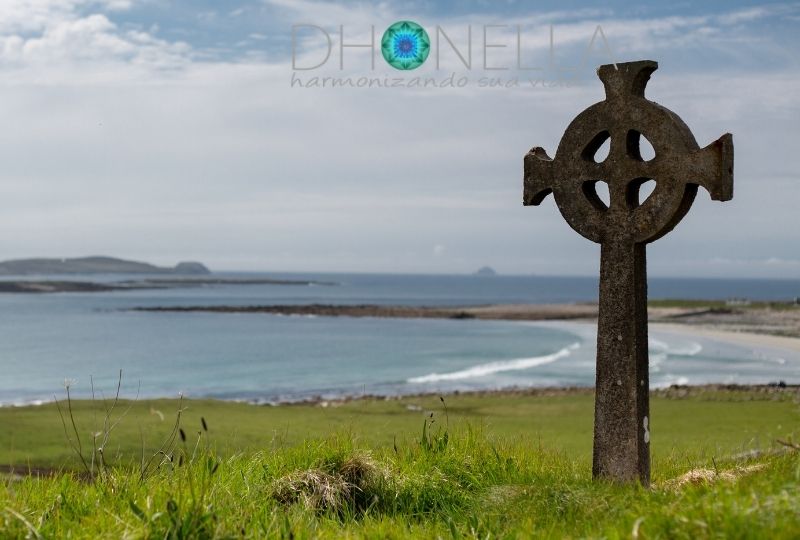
0 0 798 277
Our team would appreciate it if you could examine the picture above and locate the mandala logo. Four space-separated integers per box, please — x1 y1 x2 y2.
381 21 430 70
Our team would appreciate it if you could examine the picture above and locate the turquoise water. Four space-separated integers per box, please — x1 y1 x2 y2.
0 273 799 405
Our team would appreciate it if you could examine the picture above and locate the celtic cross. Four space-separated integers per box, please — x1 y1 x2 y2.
523 60 733 485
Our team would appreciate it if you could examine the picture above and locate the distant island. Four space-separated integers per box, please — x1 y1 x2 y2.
0 256 210 275
473 266 497 276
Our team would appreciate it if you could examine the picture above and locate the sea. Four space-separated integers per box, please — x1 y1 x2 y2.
1 272 799 406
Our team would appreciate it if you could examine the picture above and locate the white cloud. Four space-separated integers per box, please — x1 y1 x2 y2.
0 1 797 276
0 0 134 33
0 0 189 77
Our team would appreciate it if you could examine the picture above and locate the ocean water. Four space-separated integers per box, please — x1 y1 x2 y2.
0 272 799 405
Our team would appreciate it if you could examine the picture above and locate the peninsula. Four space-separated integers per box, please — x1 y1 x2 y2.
0 256 210 275
0 256 342 293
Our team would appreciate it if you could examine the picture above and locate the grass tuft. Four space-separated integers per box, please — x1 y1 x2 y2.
272 468 355 514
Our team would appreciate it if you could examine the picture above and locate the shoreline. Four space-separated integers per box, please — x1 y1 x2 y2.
4 382 799 410
651 322 800 353
241 382 800 408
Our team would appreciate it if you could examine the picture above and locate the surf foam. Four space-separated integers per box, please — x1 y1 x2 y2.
408 343 580 384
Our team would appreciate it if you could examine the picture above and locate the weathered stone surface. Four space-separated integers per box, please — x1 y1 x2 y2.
523 60 733 485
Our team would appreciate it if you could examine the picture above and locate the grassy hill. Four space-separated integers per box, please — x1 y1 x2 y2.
1 388 799 538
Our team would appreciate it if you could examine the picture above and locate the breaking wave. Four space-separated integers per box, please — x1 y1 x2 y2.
650 338 702 357
408 343 580 384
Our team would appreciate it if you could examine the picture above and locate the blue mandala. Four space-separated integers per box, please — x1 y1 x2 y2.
381 21 430 70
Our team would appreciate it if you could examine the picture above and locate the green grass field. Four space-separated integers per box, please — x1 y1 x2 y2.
2 389 799 538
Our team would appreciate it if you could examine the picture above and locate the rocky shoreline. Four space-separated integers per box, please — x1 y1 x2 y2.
168 383 800 407
129 302 800 338
131 302 599 320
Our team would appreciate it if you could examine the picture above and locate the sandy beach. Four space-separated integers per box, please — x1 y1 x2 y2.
651 322 800 354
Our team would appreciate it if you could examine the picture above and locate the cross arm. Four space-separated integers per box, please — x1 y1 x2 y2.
687 133 734 201
524 147 556 206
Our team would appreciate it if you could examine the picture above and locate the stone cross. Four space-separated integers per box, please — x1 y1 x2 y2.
523 60 733 485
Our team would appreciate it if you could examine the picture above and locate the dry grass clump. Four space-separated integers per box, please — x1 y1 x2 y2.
338 454 383 487
270 453 386 514
272 468 354 513
663 463 766 489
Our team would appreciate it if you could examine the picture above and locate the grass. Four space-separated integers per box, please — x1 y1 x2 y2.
1 390 798 468
1 389 800 537
648 298 800 310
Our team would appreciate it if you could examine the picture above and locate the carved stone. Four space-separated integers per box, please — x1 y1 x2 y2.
523 60 733 484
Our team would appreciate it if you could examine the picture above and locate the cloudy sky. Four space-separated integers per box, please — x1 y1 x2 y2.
0 0 798 277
